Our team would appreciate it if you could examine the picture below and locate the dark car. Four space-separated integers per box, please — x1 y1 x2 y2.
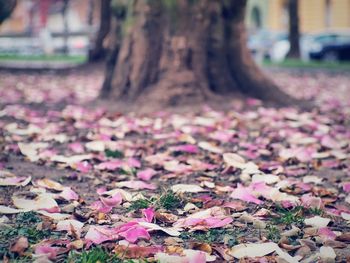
308 32 350 61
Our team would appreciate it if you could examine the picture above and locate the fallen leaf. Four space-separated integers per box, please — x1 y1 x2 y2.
304 216 330 228
10 237 29 256
172 184 205 193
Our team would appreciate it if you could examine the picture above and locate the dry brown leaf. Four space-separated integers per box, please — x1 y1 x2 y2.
114 245 160 259
190 242 212 254
10 237 29 256
155 212 178 223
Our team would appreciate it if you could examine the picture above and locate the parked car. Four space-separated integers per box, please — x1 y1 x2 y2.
308 31 350 61
269 34 311 62
247 30 287 62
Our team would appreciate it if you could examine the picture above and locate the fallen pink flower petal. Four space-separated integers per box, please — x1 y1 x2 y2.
100 192 123 207
56 219 84 236
318 227 337 240
117 222 151 243
0 176 31 187
142 207 155 223
90 201 113 213
171 144 199 153
68 142 85 153
95 160 123 170
73 161 92 173
60 187 79 201
230 184 263 205
127 158 141 168
343 182 350 193
137 168 157 181
34 244 58 260
85 226 119 245
115 180 156 190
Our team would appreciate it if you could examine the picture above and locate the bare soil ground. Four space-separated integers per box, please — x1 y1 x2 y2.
0 65 349 262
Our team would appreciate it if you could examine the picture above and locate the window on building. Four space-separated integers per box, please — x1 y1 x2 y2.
251 6 262 31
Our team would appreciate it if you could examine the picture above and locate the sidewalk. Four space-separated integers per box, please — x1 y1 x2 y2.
0 59 86 70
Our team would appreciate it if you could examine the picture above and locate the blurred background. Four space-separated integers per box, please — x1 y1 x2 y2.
246 0 350 64
0 0 349 67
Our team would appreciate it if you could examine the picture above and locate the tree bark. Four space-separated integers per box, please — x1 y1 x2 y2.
62 0 69 55
0 0 17 24
89 0 112 61
103 0 301 108
287 0 300 59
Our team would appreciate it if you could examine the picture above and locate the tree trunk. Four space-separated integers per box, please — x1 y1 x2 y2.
287 0 300 59
89 0 112 61
0 0 17 24
62 0 69 55
103 0 300 108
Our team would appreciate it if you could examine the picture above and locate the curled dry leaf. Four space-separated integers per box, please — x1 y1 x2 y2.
155 249 216 263
18 142 48 162
304 216 330 228
171 184 205 193
0 171 32 187
319 246 336 261
56 219 84 236
155 212 179 223
36 178 64 191
114 244 163 259
0 205 30 214
50 154 92 164
85 140 105 152
223 153 246 169
114 180 156 190
198 141 223 154
138 221 181 236
229 242 301 263
13 194 59 212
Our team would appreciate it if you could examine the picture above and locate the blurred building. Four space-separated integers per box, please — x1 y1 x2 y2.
246 0 350 33
0 0 101 55
0 0 99 36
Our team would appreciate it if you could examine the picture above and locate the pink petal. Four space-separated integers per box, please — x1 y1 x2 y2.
85 226 119 245
68 142 84 153
127 158 141 168
205 217 233 228
301 194 322 209
230 184 263 205
137 168 157 181
115 180 156 190
60 187 79 201
34 245 58 260
142 207 155 223
171 144 199 153
117 223 151 243
97 187 107 195
90 201 113 213
95 160 123 170
185 250 207 263
74 161 92 173
343 182 350 193
321 135 341 149
318 227 336 240
100 192 123 207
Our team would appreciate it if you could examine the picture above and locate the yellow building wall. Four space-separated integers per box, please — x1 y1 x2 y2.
267 0 285 31
299 0 326 33
331 0 350 29
264 0 350 33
